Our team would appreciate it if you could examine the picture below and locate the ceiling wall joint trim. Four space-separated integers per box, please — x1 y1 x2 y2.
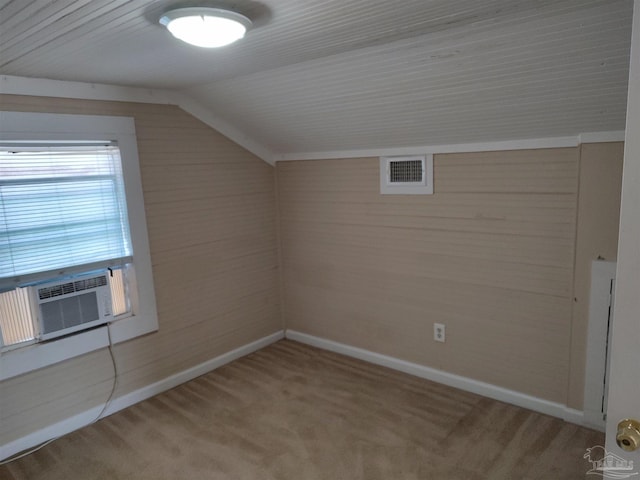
0 75 176 104
578 131 626 144
275 133 624 162
173 93 275 165
0 75 275 165
0 76 623 166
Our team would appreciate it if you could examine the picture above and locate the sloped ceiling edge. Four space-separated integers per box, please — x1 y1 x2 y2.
0 75 625 166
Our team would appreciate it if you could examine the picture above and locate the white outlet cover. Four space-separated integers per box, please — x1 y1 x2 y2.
434 323 446 343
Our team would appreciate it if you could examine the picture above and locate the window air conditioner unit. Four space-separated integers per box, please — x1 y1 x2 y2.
31 272 113 341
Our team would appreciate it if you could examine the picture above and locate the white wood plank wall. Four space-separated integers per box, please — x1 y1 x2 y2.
0 95 281 445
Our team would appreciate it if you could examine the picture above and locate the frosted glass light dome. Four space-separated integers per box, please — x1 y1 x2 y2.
160 7 252 48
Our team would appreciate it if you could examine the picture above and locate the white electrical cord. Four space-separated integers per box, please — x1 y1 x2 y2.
0 326 119 466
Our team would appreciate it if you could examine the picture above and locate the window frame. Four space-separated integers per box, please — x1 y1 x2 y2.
0 111 158 380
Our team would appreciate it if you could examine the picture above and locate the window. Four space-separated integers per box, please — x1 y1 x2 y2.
0 144 134 347
0 112 158 380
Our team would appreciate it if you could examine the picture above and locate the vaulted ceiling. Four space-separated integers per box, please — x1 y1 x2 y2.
0 0 633 158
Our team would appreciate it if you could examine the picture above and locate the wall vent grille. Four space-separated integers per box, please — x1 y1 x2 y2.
380 154 433 195
389 159 423 183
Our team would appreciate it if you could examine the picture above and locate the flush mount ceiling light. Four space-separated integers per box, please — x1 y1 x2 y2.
159 7 252 48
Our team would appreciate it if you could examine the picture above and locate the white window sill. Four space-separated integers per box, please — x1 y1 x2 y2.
0 328 109 381
0 313 157 381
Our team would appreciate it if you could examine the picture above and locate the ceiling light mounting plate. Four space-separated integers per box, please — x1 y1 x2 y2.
159 6 252 48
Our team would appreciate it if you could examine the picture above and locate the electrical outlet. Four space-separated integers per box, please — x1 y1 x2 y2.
434 323 445 343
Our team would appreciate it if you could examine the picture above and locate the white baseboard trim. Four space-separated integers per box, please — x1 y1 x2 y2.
102 330 284 417
285 330 594 429
0 406 103 464
0 330 285 462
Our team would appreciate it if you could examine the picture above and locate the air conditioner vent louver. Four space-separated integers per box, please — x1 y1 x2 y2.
38 275 108 300
389 159 423 183
75 276 107 291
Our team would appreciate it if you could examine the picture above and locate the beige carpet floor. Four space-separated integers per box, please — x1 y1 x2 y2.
1 340 603 479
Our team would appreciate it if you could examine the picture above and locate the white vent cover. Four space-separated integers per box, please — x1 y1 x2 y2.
380 154 433 194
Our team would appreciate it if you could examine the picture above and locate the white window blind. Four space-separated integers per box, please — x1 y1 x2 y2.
0 287 33 346
0 144 133 287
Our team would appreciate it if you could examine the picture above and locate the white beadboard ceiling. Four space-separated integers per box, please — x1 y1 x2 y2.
0 0 633 158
